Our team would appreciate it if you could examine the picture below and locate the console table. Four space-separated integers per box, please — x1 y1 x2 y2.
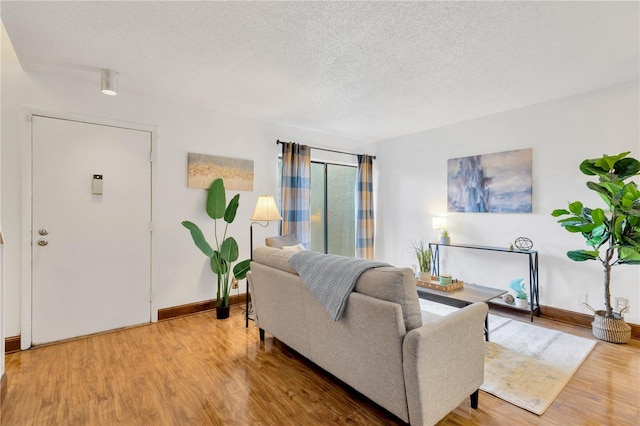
428 242 540 321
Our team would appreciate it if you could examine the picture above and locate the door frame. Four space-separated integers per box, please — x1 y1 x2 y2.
21 109 158 350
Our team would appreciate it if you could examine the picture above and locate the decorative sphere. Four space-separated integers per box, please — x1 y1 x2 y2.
504 294 515 305
514 237 533 251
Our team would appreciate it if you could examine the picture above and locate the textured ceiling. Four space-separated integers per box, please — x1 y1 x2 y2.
2 1 638 143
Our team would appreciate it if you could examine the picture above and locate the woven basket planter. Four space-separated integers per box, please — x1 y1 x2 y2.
590 310 631 344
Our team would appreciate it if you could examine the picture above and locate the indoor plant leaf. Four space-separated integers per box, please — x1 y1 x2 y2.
557 215 589 227
579 159 608 176
614 157 640 180
224 194 240 224
579 152 630 178
232 259 251 280
565 223 596 233
206 178 226 219
627 215 640 228
586 182 615 208
597 181 622 195
566 250 599 261
210 251 229 275
568 201 583 215
618 246 640 263
181 221 214 257
557 217 584 225
220 237 239 263
590 208 605 226
613 215 624 241
564 225 586 233
620 183 639 208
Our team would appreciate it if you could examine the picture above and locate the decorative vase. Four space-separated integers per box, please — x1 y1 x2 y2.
590 310 631 344
419 271 431 282
216 305 230 320
515 298 528 309
440 236 450 245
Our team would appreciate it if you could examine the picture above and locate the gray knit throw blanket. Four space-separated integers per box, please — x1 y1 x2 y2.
288 251 389 320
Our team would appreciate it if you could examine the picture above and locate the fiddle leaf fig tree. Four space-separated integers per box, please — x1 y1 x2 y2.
551 152 640 318
182 178 251 309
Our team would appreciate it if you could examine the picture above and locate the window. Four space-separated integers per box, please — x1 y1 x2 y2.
310 162 357 256
278 158 357 256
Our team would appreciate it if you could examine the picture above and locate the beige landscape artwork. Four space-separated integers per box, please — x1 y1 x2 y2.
188 153 254 191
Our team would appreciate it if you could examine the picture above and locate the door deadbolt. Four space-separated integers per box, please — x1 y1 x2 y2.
38 228 49 236
37 239 48 246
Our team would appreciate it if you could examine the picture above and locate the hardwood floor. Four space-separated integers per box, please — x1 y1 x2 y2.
2 307 638 425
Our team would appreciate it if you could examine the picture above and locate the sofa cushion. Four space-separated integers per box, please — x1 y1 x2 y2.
355 267 423 331
252 246 298 275
265 233 299 248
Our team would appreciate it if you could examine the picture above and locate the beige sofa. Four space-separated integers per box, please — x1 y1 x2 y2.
247 247 488 426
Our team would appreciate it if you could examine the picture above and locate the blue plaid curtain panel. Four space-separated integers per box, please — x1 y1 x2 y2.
280 142 311 249
356 154 375 259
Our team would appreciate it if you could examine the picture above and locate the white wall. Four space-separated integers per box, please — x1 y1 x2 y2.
1 36 367 340
1 18 27 372
375 81 640 323
0 22 9 377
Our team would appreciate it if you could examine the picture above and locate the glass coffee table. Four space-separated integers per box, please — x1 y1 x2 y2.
416 283 506 341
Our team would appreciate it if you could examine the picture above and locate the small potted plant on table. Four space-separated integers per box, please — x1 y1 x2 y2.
440 229 450 245
411 239 432 281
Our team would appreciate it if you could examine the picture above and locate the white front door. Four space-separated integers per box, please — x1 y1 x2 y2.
31 116 152 345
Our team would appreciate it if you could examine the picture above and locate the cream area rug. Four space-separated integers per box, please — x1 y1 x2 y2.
419 300 597 415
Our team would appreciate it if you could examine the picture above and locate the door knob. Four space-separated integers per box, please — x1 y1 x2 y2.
38 228 49 236
37 239 48 246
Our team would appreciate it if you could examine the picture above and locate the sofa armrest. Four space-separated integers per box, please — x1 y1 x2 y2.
402 302 488 426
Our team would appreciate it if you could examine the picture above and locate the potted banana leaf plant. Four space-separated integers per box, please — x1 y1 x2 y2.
551 152 640 343
182 178 251 319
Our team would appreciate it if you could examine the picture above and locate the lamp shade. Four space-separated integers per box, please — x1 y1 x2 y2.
432 217 447 230
251 196 282 221
101 69 118 96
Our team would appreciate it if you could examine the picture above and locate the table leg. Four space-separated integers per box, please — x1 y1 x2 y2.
484 314 490 342
245 279 250 327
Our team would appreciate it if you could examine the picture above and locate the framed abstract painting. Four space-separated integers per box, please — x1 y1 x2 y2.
447 148 532 213
188 153 254 191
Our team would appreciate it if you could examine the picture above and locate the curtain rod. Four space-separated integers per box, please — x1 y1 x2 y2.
276 140 376 160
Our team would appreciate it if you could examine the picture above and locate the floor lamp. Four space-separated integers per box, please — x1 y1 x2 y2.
247 195 282 327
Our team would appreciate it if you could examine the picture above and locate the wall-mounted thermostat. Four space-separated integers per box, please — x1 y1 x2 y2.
92 174 103 194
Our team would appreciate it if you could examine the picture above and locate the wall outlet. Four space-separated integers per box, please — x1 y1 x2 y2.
615 297 628 311
231 278 238 290
576 292 587 305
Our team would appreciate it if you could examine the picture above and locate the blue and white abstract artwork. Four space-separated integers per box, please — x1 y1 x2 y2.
447 148 532 213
